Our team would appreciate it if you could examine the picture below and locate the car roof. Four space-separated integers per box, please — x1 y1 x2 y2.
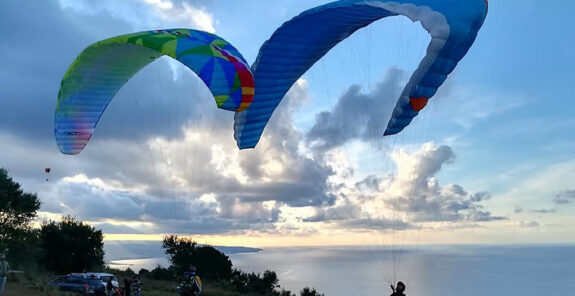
84 272 115 277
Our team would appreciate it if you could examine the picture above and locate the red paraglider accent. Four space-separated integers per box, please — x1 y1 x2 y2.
409 97 429 112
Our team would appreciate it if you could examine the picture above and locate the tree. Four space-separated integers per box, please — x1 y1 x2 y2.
0 168 41 250
148 265 176 281
5 229 41 271
162 235 233 280
138 268 150 277
277 290 294 296
231 269 281 295
300 287 324 296
39 216 105 274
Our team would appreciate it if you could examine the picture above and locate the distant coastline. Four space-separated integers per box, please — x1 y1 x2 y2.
104 241 262 270
214 246 263 254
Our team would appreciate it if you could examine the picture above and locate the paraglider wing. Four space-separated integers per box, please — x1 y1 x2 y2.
44 167 51 181
55 29 254 155
234 0 487 149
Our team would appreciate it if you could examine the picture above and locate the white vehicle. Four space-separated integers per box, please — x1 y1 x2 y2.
83 272 120 290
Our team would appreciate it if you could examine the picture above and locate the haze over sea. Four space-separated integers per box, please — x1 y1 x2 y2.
105 243 575 296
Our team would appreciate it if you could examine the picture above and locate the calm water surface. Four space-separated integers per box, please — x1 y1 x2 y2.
106 244 575 296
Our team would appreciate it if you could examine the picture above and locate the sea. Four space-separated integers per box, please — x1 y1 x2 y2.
104 242 575 296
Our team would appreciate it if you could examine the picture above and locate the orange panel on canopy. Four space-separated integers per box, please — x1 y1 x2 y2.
410 97 429 112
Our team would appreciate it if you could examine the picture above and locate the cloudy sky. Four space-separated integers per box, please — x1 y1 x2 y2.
1 0 574 247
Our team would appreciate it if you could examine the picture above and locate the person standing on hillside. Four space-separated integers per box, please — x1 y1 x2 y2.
106 278 115 296
123 277 131 296
0 253 11 294
179 266 202 295
132 276 141 296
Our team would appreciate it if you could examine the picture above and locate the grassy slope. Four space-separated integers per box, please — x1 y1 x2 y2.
141 279 272 296
4 277 273 296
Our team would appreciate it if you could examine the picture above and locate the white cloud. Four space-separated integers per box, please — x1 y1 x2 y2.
303 142 503 229
141 0 216 32
384 143 503 222
554 190 575 205
42 177 145 221
29 77 335 235
517 221 540 228
306 68 403 151
59 0 216 32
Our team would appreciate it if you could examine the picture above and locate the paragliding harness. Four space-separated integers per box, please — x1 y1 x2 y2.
390 282 406 296
178 273 202 296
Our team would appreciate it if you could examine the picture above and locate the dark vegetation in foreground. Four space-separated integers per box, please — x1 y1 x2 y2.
0 168 324 296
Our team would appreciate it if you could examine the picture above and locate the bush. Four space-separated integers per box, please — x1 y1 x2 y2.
149 265 176 281
162 235 232 280
231 269 280 295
